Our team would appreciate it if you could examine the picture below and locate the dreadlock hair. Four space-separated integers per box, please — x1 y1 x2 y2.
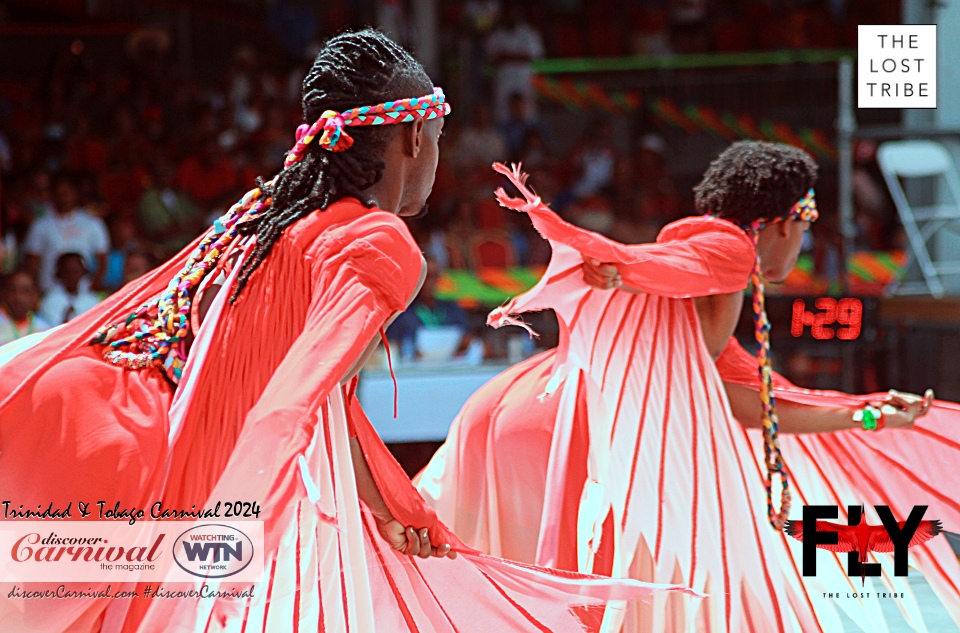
693 140 818 226
230 28 434 301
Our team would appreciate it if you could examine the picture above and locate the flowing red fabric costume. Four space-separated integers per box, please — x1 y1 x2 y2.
0 199 695 632
416 166 960 632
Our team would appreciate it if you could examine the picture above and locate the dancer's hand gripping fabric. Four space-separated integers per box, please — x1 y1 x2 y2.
376 517 458 559
581 255 622 290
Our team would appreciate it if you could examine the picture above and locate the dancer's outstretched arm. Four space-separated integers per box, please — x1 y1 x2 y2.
724 381 932 434
582 255 935 433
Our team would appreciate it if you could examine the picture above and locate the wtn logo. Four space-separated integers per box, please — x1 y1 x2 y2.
181 540 244 564
173 524 255 579
784 505 943 585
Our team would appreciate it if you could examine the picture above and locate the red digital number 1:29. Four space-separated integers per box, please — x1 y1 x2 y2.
791 298 863 340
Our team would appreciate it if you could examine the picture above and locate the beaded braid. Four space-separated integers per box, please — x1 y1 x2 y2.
90 186 271 384
747 229 792 530
742 188 818 530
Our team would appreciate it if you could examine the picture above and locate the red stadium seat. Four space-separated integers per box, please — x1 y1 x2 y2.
469 230 517 269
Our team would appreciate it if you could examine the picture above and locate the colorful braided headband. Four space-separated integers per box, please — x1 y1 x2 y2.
744 189 819 232
285 86 451 165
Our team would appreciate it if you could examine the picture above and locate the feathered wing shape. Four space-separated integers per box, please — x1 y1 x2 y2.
871 520 944 553
784 520 861 552
717 336 960 630
438 164 960 632
2 203 695 633
468 165 851 632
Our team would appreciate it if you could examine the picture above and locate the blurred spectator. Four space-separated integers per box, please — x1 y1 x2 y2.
669 0 711 54
38 252 102 326
635 133 681 224
461 0 502 110
67 114 108 176
455 103 507 168
99 148 149 217
464 0 501 33
377 0 410 47
387 257 470 360
23 169 55 220
852 139 898 251
137 159 203 256
123 250 156 286
502 92 540 160
23 174 110 291
569 120 617 201
174 137 239 208
268 0 319 60
0 270 51 346
256 104 296 173
520 127 548 171
0 126 11 173
567 195 616 235
445 199 478 269
486 6 545 123
631 7 673 56
101 215 145 292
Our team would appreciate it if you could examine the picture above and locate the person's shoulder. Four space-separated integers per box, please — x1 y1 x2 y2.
30 213 55 228
295 198 420 263
657 216 756 274
69 207 105 223
656 215 751 247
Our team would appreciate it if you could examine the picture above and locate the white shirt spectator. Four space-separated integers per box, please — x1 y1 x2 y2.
573 148 616 198
456 126 508 168
38 279 102 327
670 0 708 24
486 20 545 122
23 208 109 291
0 310 51 347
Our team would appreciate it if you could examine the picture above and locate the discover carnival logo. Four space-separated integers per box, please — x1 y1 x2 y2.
0 520 264 583
173 524 255 579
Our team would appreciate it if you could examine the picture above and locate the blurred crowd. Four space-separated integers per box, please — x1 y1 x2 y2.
0 0 901 352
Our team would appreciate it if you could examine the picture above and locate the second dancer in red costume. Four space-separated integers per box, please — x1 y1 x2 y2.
418 144 959 632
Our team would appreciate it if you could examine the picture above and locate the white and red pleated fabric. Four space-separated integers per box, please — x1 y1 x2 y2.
416 164 960 633
0 197 694 633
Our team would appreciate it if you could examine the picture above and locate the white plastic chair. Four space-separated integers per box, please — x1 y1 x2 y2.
877 140 960 298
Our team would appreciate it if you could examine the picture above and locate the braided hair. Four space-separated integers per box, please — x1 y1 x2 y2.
231 28 434 300
695 141 818 530
90 30 435 385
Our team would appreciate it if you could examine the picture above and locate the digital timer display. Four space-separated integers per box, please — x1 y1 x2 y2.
790 298 863 340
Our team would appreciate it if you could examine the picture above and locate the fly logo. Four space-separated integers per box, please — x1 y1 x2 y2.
784 505 943 585
173 524 255 579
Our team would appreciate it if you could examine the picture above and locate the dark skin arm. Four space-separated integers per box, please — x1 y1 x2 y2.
581 255 935 433
195 252 454 560
726 383 933 433
341 255 455 559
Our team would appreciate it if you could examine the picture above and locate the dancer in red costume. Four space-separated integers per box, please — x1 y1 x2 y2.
417 144 960 632
0 31 695 633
